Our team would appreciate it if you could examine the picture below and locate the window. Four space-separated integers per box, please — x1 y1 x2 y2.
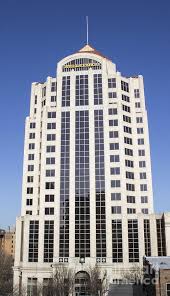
138 149 145 156
45 194 54 202
126 172 134 179
134 89 140 98
27 278 37 296
63 58 101 72
46 170 55 177
27 176 34 183
112 220 123 262
45 208 54 215
51 81 57 92
111 180 121 188
127 208 136 214
29 143 35 150
28 154 34 161
46 145 55 153
137 128 144 134
110 155 120 162
122 95 130 102
26 210 32 215
110 143 119 150
28 221 39 262
94 74 103 105
122 104 130 113
144 219 151 256
126 183 135 191
76 75 88 106
156 218 166 256
128 219 139 262
135 102 141 108
140 172 147 179
108 108 117 115
46 157 55 165
42 100 46 107
136 117 143 123
27 187 33 194
45 182 55 189
29 133 35 139
142 208 149 214
124 137 133 145
26 199 33 206
121 81 129 92
42 86 46 97
167 284 170 296
44 221 54 262
125 159 134 168
111 206 121 214
35 96 37 104
47 134 56 141
110 167 120 175
124 126 132 134
108 78 116 88
141 196 148 203
140 184 147 191
51 96 56 102
125 148 133 156
123 115 131 123
28 165 34 171
47 123 56 129
138 138 144 145
48 112 56 118
111 193 121 200
139 161 146 168
108 92 117 98
127 196 135 203
109 119 118 126
30 122 36 128
109 131 119 138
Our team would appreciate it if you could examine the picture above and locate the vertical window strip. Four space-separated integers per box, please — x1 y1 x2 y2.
28 221 39 262
156 219 166 256
44 220 54 262
144 219 151 256
75 110 90 257
59 112 70 257
62 76 70 107
94 74 103 105
112 220 123 262
128 219 139 262
94 110 106 259
75 75 88 106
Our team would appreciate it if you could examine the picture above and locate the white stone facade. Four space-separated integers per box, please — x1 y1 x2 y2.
14 45 168 293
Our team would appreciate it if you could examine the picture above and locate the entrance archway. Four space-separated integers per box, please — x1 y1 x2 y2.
75 271 90 296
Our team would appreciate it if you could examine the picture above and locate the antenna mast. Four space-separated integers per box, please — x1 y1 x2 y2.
86 16 89 45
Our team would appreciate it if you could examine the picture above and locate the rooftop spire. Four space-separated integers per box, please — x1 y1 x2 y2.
86 16 89 45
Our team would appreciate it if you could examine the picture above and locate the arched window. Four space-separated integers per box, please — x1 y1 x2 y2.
63 58 101 72
75 271 90 296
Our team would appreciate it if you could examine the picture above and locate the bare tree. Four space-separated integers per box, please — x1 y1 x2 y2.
44 265 75 296
121 264 143 285
86 265 108 296
0 250 13 295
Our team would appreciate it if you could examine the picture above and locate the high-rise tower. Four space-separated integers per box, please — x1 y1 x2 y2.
14 44 169 294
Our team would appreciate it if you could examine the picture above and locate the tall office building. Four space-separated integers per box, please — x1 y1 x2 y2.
14 44 170 294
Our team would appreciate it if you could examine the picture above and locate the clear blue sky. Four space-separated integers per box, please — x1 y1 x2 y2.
0 0 170 229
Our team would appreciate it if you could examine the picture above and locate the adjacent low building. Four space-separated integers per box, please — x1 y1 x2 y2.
0 227 16 258
144 256 170 296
